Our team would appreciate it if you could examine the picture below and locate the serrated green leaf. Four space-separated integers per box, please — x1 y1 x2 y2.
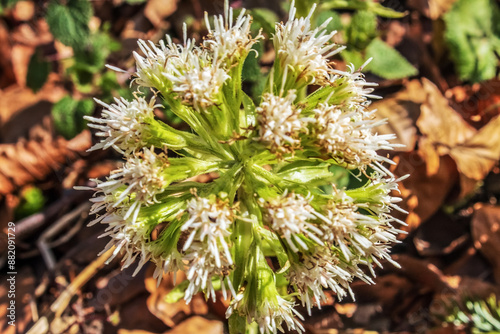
46 0 93 48
52 96 94 139
365 38 418 79
444 0 500 82
26 48 51 92
69 29 121 91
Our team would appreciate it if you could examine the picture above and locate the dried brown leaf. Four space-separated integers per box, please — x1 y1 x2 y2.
392 153 458 230
164 316 223 334
144 266 208 328
373 79 424 152
415 79 500 197
471 205 500 284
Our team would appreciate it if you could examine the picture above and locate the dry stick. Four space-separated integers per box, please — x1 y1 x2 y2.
26 246 116 334
36 202 91 271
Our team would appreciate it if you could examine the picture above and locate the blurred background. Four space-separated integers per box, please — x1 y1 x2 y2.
1 0 500 333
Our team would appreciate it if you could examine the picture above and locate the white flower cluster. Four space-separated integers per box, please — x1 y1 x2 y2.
274 2 344 84
85 97 159 154
181 196 236 302
262 191 324 252
256 91 310 151
204 1 261 63
81 1 408 333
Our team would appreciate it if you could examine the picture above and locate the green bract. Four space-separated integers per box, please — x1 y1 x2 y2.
80 2 406 333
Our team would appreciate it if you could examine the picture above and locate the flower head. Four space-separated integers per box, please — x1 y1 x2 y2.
273 1 344 85
181 195 236 302
85 96 159 154
261 191 325 252
204 1 262 64
287 247 353 314
256 91 311 152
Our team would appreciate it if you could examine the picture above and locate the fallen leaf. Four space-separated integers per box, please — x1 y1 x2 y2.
413 210 469 257
471 205 500 284
392 152 459 230
417 78 476 176
144 266 208 328
164 316 223 334
372 82 422 152
415 79 500 197
449 115 500 196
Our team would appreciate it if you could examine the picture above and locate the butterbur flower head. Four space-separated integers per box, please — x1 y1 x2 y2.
256 91 308 152
81 1 407 333
261 191 324 252
273 1 343 88
166 55 230 110
204 1 262 65
85 96 159 154
287 246 353 314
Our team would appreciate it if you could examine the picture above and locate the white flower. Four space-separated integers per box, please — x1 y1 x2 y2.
181 196 235 302
226 292 304 334
256 91 311 152
314 102 398 172
82 148 168 227
319 191 402 271
182 240 234 303
204 1 262 63
287 247 354 314
85 96 159 154
328 61 380 104
273 1 344 84
261 191 324 252
133 28 195 88
361 175 409 216
164 53 230 110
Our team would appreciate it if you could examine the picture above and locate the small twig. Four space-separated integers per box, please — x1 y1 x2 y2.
11 188 92 241
26 246 116 334
36 202 91 271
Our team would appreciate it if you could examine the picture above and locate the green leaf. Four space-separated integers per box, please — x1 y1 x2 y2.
52 96 94 139
320 0 406 18
444 0 500 82
46 0 93 48
365 38 418 79
26 48 51 92
69 29 121 91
